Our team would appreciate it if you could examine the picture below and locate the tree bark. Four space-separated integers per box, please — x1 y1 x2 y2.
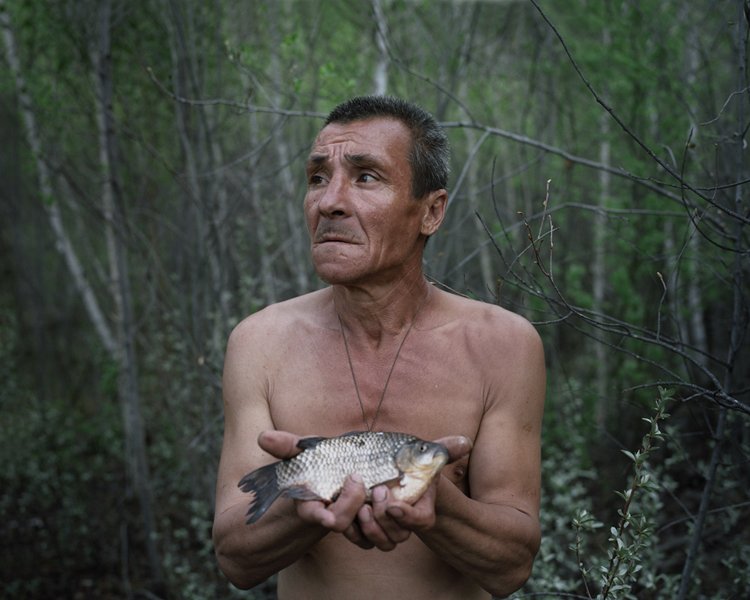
372 0 389 95
2 0 164 591
91 0 163 591
677 1 747 595
593 21 610 426
0 0 117 357
269 0 310 295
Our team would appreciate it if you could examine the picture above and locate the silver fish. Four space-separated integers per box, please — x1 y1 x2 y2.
239 431 450 524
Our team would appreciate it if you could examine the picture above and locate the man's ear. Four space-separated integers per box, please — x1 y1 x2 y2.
420 189 448 237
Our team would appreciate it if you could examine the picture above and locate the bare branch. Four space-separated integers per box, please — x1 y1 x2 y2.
528 0 750 227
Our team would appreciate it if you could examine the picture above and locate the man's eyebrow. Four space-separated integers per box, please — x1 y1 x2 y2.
344 153 385 169
306 152 386 171
306 154 328 170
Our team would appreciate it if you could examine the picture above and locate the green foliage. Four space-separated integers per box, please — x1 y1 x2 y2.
524 380 600 594
595 390 671 599
0 363 124 595
517 390 682 599
1 0 747 598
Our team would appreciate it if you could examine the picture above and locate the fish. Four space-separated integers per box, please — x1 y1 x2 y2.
239 431 450 524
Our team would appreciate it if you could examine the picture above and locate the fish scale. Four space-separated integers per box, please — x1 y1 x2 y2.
239 431 450 524
277 432 408 499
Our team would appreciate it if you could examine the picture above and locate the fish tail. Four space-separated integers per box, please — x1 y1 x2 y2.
238 464 282 524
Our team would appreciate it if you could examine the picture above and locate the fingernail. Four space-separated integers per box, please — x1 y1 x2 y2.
350 473 363 484
373 487 387 502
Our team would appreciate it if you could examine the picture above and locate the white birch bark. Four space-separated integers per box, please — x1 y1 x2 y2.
683 13 708 361
372 0 389 95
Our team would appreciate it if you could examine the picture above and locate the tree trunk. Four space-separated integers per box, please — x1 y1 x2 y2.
372 0 389 95
91 0 164 591
0 0 116 357
2 0 163 591
270 0 310 295
593 23 610 426
677 1 747 594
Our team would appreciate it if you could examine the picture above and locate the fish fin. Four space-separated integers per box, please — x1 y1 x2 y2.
296 436 327 450
283 486 325 502
296 431 366 451
238 463 282 524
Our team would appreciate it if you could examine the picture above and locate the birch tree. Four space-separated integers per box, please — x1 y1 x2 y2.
91 0 163 591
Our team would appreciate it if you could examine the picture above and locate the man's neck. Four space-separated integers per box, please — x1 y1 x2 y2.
331 273 431 347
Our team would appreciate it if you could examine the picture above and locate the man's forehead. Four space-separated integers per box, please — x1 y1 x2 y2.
310 117 411 158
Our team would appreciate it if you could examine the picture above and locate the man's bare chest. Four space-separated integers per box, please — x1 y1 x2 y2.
266 329 485 441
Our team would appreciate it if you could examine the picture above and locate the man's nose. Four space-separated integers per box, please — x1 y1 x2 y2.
317 174 349 218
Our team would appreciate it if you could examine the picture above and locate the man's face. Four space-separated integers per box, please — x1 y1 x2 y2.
304 117 440 286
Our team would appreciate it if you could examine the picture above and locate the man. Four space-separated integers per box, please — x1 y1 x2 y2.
212 96 545 599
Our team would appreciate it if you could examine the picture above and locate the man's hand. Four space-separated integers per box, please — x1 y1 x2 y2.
257 430 368 533
257 431 472 550
349 435 471 551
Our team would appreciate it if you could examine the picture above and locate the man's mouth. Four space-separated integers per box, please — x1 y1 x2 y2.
314 224 361 244
316 235 353 243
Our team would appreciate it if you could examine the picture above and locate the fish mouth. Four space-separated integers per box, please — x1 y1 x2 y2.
429 448 450 470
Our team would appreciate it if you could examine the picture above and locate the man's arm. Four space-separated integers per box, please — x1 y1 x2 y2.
357 311 546 597
211 314 368 589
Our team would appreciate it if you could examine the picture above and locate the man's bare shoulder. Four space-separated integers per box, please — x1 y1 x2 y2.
228 288 332 345
435 289 542 351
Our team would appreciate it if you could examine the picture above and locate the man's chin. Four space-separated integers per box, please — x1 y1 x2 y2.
315 270 361 286
313 262 365 286
311 248 366 283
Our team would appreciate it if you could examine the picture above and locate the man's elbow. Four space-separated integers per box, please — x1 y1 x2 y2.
215 547 267 590
213 526 269 591
484 529 540 598
481 557 535 599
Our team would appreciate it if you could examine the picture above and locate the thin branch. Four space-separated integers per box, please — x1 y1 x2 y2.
528 0 750 226
145 66 326 119
481 207 749 414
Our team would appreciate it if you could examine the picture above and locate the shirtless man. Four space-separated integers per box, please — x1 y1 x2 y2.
212 96 545 599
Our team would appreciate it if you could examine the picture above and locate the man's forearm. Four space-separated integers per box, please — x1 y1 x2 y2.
417 478 541 598
213 499 327 589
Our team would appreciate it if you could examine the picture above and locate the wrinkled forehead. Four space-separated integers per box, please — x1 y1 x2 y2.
309 117 413 162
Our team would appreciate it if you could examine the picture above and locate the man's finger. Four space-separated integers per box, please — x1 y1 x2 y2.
434 435 472 462
257 430 305 459
327 474 368 530
343 518 375 550
385 481 438 531
297 474 367 533
297 500 337 528
366 485 411 549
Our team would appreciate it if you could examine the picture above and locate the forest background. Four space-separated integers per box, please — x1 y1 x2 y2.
1 0 748 598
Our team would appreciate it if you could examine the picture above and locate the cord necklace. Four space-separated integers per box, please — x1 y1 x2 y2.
336 287 430 432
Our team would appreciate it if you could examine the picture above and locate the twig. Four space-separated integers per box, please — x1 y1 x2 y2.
145 66 326 119
527 0 750 226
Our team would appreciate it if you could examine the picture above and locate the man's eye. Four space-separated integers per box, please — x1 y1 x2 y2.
358 173 377 183
308 174 325 185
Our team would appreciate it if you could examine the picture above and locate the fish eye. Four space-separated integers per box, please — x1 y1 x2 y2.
419 443 428 453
